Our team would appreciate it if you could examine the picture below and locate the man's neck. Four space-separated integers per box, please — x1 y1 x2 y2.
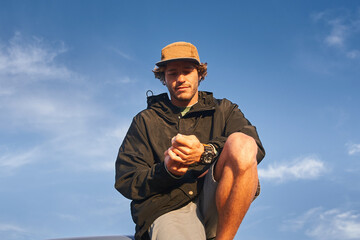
170 93 199 107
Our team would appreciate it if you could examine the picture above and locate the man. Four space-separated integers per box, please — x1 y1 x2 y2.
115 42 265 240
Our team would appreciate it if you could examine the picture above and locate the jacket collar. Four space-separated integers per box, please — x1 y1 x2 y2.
147 91 215 115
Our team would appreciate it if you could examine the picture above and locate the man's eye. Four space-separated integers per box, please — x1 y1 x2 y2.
168 72 177 76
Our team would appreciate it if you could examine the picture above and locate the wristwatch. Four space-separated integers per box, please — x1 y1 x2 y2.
200 144 216 164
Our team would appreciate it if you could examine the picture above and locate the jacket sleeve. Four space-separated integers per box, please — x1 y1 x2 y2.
209 102 265 164
114 116 181 201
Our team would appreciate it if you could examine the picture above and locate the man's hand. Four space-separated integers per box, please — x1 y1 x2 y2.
164 148 189 176
171 134 204 165
164 134 205 176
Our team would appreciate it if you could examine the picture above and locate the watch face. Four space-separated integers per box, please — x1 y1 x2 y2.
203 154 213 164
201 145 215 164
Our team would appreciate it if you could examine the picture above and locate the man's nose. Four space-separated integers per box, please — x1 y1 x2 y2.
177 74 186 82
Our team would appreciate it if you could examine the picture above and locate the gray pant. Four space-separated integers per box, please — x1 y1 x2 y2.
148 164 218 240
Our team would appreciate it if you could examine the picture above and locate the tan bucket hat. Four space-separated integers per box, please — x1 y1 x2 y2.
155 41 200 66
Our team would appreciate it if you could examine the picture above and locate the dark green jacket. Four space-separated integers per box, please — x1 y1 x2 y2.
115 91 265 240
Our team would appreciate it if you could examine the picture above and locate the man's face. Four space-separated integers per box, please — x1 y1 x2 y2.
164 61 200 107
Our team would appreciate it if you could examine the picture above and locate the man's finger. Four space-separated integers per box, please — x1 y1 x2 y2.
171 148 187 159
171 144 191 155
168 148 186 163
172 134 197 148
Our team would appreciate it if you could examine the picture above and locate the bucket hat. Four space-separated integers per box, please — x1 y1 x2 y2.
155 41 200 66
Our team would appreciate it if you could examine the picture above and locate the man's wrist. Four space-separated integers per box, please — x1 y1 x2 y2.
164 162 182 179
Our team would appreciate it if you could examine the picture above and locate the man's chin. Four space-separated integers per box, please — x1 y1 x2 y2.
170 90 198 106
174 94 192 102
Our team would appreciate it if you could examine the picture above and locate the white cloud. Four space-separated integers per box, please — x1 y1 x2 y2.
0 147 41 172
312 9 360 59
108 46 133 60
0 32 72 80
0 121 129 173
0 88 14 96
324 19 348 47
2 94 99 133
0 33 131 173
118 76 132 83
258 156 327 182
346 50 360 59
0 223 29 240
0 223 26 233
347 143 360 156
104 76 135 85
56 213 80 222
281 207 322 232
282 208 360 240
0 32 91 133
54 124 129 172
311 12 326 22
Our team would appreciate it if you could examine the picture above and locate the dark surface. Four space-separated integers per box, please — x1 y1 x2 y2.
48 236 134 240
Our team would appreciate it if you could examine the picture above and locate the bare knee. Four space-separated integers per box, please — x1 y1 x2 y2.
222 132 257 174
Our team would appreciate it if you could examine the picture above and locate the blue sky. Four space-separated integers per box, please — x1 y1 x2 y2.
1 1 360 239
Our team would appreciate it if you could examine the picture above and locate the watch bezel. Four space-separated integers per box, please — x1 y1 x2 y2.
200 144 215 164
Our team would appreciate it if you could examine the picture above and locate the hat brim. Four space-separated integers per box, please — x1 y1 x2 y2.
155 57 200 67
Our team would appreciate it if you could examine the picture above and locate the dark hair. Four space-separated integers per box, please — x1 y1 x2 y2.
153 62 208 85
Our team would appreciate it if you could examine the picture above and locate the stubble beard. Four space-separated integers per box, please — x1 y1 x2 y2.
169 86 198 106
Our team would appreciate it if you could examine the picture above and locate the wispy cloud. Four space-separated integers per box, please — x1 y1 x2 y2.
108 46 133 60
0 32 72 80
0 32 89 133
324 19 349 47
104 76 136 85
282 207 360 240
0 121 129 173
2 94 99 133
0 147 41 172
346 49 360 59
49 123 130 171
258 156 327 182
347 143 360 156
56 213 80 222
0 223 26 233
312 9 360 59
0 222 29 240
0 33 130 173
281 207 322 232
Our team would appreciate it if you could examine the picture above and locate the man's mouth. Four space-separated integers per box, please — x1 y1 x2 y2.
175 86 189 91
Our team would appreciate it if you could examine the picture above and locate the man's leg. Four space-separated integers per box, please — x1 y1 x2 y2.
214 132 259 240
148 201 207 240
197 163 218 239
